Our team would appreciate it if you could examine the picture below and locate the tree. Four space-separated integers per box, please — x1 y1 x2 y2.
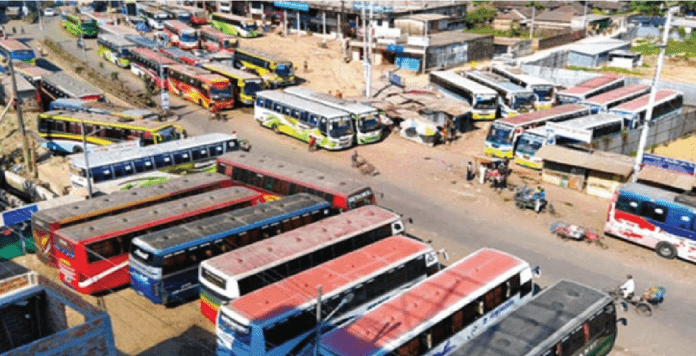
465 6 497 28
629 1 666 16
526 2 545 11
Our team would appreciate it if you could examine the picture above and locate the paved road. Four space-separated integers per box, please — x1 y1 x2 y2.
27 16 694 356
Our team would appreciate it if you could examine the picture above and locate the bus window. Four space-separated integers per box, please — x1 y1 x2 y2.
615 195 642 215
640 202 668 223
319 118 327 135
256 98 263 107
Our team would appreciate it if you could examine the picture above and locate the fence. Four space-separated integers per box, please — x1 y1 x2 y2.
537 30 586 51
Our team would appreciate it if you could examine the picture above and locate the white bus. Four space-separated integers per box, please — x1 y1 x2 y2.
254 90 354 150
556 74 625 105
609 89 683 129
491 64 556 109
582 84 650 114
430 70 498 120
284 86 382 145
463 70 535 118
96 34 136 68
139 5 169 30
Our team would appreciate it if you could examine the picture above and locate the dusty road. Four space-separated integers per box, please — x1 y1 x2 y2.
8 16 694 356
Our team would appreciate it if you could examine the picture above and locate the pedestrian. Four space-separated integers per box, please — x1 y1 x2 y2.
328 90 332 96
20 27 24 35
308 136 317 152
497 163 507 190
478 162 487 185
466 161 474 181
620 275 635 299
12 27 16 35
304 60 308 72
336 90 342 98
533 186 546 213
488 166 499 190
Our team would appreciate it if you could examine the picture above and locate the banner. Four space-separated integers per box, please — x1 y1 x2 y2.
545 122 593 143
642 153 696 175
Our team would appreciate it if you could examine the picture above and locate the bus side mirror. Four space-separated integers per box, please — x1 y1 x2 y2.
617 317 628 326
531 266 541 279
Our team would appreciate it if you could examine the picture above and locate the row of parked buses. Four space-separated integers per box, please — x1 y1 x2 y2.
26 144 620 356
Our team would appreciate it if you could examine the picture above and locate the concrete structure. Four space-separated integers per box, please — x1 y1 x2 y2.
493 8 531 31
0 270 116 356
493 37 534 58
566 38 630 67
533 4 585 30
571 14 612 32
536 145 634 198
0 72 37 111
394 14 462 36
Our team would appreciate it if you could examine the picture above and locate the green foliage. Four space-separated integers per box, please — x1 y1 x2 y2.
677 26 687 39
567 65 642 76
632 37 696 56
591 8 606 15
464 25 534 38
629 1 666 16
465 6 497 27
526 2 544 11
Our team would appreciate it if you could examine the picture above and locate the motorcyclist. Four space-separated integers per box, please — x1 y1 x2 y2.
620 275 635 299
533 186 546 213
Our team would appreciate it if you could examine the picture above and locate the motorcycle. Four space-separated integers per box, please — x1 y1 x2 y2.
351 152 379 176
605 286 666 317
514 185 557 216
549 221 608 249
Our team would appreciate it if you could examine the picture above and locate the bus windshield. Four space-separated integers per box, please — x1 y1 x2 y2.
516 134 544 155
532 85 554 101
242 21 256 31
474 94 497 110
512 93 534 109
156 127 179 142
276 63 293 77
118 47 130 57
359 114 380 132
221 38 233 49
181 31 198 42
486 124 512 145
330 117 353 137
210 83 233 99
243 80 263 96
219 312 251 346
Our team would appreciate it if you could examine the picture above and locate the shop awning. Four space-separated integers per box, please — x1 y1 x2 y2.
637 166 696 192
536 145 634 177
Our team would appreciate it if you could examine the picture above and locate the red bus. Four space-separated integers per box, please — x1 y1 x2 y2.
129 47 177 89
31 173 233 267
166 64 234 112
54 187 261 294
163 20 198 50
177 5 208 25
199 26 238 52
216 151 375 211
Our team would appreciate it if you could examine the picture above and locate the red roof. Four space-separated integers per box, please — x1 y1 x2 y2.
164 20 195 32
131 48 177 65
558 74 622 95
203 205 400 277
0 39 32 52
499 104 587 126
199 26 236 39
584 84 649 105
225 236 431 323
320 249 525 356
611 89 680 112
168 64 229 84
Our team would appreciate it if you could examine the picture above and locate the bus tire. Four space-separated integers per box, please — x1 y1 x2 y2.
655 242 677 259
271 123 280 134
72 146 83 154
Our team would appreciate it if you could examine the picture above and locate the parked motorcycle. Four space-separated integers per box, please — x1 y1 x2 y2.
549 221 608 249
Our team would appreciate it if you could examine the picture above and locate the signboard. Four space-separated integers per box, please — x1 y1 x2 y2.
273 1 309 12
545 122 593 143
0 274 31 296
161 90 169 111
388 72 404 87
87 140 141 154
386 44 404 53
1 204 38 227
352 1 393 14
642 153 696 175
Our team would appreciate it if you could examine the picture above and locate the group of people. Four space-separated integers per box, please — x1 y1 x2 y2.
466 158 510 192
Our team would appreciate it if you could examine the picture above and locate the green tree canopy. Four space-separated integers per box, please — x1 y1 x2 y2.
526 2 545 11
629 1 666 16
465 6 497 27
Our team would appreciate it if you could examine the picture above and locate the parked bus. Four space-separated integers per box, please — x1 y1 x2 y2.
70 133 241 188
210 12 258 38
514 113 624 169
606 182 696 261
284 86 383 145
216 235 439 356
609 89 683 129
129 194 334 305
37 110 185 154
162 7 191 24
254 90 354 150
13 63 53 86
430 70 498 120
63 12 98 37
97 34 136 68
99 24 139 37
49 98 160 121
159 46 210 66
163 20 198 50
55 187 261 294
556 74 624 105
233 47 295 87
166 64 234 112
203 63 264 105
484 104 589 158
84 12 114 27
41 71 105 103
582 84 650 114
463 70 535 118
199 26 238 52
139 5 169 30
447 280 617 356
124 34 160 50
317 248 537 356
491 64 556 109
32 173 232 266
0 40 37 71
178 5 208 25
129 47 177 89
198 205 402 322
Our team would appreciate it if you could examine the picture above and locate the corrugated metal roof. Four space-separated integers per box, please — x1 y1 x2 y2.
637 166 695 191
567 39 630 56
536 145 634 177
583 84 649 105
610 90 681 113
558 74 622 96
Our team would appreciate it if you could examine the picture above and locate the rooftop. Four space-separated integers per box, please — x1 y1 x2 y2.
567 38 629 56
536 145 634 177
427 31 492 48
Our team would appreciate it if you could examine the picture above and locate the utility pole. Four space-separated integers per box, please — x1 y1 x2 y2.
583 1 588 37
6 55 32 175
80 120 93 198
633 8 676 182
366 0 373 97
529 6 535 39
313 286 323 356
80 31 87 63
37 1 44 37
158 45 169 111
361 2 367 96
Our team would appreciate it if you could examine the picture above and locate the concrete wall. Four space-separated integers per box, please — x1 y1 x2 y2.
567 51 597 67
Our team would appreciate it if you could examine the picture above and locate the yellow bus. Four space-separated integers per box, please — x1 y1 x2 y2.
202 63 265 105
233 47 295 88
37 111 186 154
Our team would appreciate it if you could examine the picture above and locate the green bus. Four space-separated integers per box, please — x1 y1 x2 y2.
210 12 258 38
63 13 98 38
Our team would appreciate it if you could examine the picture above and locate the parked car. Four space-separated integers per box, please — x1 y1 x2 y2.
44 8 57 16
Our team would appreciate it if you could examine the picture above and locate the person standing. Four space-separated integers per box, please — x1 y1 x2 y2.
466 161 474 181
533 186 546 213
478 162 487 185
621 275 635 299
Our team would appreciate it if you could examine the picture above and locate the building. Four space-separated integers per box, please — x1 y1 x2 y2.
533 4 585 30
0 270 117 356
1 71 38 111
588 1 630 14
394 13 464 36
566 38 631 67
493 37 534 58
493 8 531 31
571 14 612 32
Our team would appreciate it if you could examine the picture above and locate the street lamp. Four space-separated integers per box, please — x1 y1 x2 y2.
313 291 354 356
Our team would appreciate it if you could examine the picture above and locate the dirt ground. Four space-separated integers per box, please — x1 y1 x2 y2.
653 133 696 161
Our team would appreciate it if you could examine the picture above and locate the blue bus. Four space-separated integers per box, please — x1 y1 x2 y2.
0 39 37 73
125 34 160 50
128 194 336 305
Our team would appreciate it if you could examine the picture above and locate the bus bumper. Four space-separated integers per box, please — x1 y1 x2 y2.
514 155 543 169
484 145 513 159
472 112 496 120
211 101 234 112
534 102 554 110
357 132 382 145
129 267 163 304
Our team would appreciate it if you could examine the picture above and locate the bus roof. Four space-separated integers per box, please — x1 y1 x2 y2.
203 63 261 81
236 47 290 64
498 104 588 126
284 86 378 116
98 34 136 48
216 151 369 195
130 47 177 65
33 173 230 224
164 20 194 31
211 12 255 22
491 65 554 87
465 70 529 94
430 70 497 95
448 280 611 356
14 64 53 79
199 26 236 39
223 235 431 324
202 205 399 279
168 64 227 83
558 74 623 95
320 248 526 355
39 110 169 129
70 133 237 169
57 187 257 243
0 39 32 51
134 194 327 253
583 84 649 105
610 89 681 113
619 182 685 204
125 35 161 50
553 113 623 130
43 72 104 99
257 90 350 119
